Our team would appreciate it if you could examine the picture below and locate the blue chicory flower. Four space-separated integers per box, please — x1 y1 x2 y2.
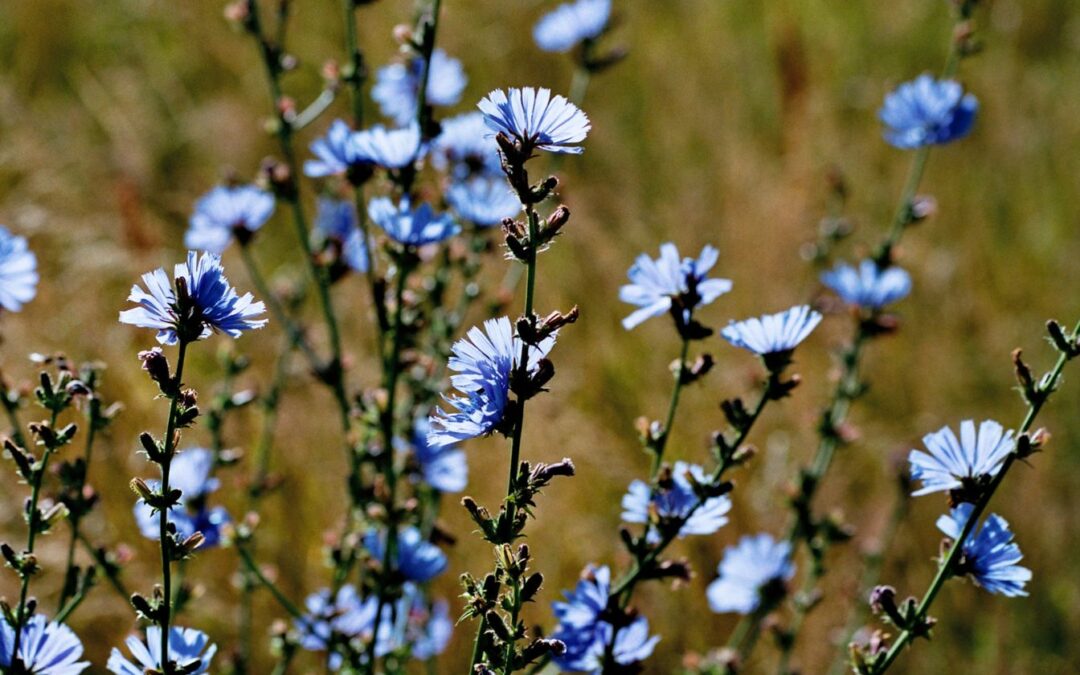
427 317 557 447
619 243 733 330
407 418 468 493
107 626 216 675
720 305 822 359
352 123 425 169
552 565 609 632
368 197 460 247
879 74 978 149
621 461 731 543
314 197 370 273
185 185 275 255
533 0 611 53
296 584 380 667
119 251 267 345
432 112 503 179
364 526 447 583
707 533 796 614
133 448 230 548
372 49 467 126
305 119 364 178
0 226 38 313
908 419 1014 498
0 614 88 674
553 617 660 673
820 259 912 310
446 177 521 228
478 87 591 155
405 591 454 660
937 503 1032 597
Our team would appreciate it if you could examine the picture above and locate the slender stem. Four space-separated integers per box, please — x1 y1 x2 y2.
871 323 1079 674
158 339 190 672
58 412 99 610
236 544 307 622
341 0 365 127
651 337 690 477
2 395 27 449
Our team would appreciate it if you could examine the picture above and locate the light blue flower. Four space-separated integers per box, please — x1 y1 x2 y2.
909 420 1014 498
0 614 88 674
821 259 912 310
185 185 275 255
553 616 659 673
552 565 609 632
720 305 822 358
107 626 216 675
372 49 467 125
364 526 447 583
446 177 521 228
707 533 796 614
478 87 590 154
0 226 38 313
296 584 377 665
408 418 468 493
352 123 425 169
305 119 364 178
937 503 1031 597
533 0 611 53
314 197 369 273
621 461 731 543
880 74 978 149
428 317 556 447
368 197 460 247
619 243 732 330
406 592 454 660
119 251 267 344
134 448 230 548
432 112 503 179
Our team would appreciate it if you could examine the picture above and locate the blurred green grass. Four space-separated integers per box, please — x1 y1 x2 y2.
1 0 1080 671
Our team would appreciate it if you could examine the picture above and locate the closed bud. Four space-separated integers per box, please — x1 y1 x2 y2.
486 611 512 642
138 348 174 395
139 432 162 461
520 572 544 603
543 205 570 238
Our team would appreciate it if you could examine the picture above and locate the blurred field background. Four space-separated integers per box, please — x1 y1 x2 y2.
2 0 1080 672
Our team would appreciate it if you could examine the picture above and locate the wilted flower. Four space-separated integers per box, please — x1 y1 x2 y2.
621 461 731 543
368 197 460 247
619 243 732 330
107 626 216 675
937 503 1031 597
533 0 611 53
432 112 503 179
119 251 267 345
363 526 447 583
0 614 88 674
185 185 275 255
0 225 38 313
372 49 467 125
721 305 822 360
446 177 521 228
821 259 912 310
707 534 795 614
908 420 1014 498
478 87 591 155
428 317 556 446
879 74 978 149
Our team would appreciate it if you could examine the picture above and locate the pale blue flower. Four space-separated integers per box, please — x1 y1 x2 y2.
621 461 731 543
305 119 364 178
408 418 468 493
0 226 38 313
937 503 1031 597
368 197 460 247
134 448 230 548
909 420 1014 498
432 112 503 179
619 243 732 330
478 87 590 154
552 565 609 632
107 626 216 675
372 49 467 125
296 585 377 662
880 75 978 149
406 593 453 660
707 534 796 614
553 616 659 673
0 614 88 674
119 251 267 344
721 305 822 357
821 259 912 309
446 177 520 227
533 0 611 53
314 197 369 273
364 526 447 583
428 317 556 447
352 123 425 169
185 185 275 255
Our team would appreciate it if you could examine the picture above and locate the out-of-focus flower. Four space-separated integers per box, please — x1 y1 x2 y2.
185 185 275 255
363 526 447 583
879 75 978 149
405 590 454 659
478 87 590 154
909 420 1014 498
821 259 911 310
372 49 467 125
446 177 521 227
432 112 503 179
619 243 732 330
352 123 425 169
368 197 460 247
0 614 88 674
314 197 369 273
296 585 377 665
707 534 796 614
305 119 364 178
552 565 609 632
107 626 216 675
553 616 659 672
621 461 731 543
119 251 267 345
133 448 230 548
533 0 611 53
937 503 1031 597
720 305 822 359
428 317 556 446
0 226 38 313
406 418 468 493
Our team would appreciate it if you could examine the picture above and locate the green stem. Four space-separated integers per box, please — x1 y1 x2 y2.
237 544 307 622
651 337 690 477
871 323 1079 674
341 0 365 127
58 413 99 611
